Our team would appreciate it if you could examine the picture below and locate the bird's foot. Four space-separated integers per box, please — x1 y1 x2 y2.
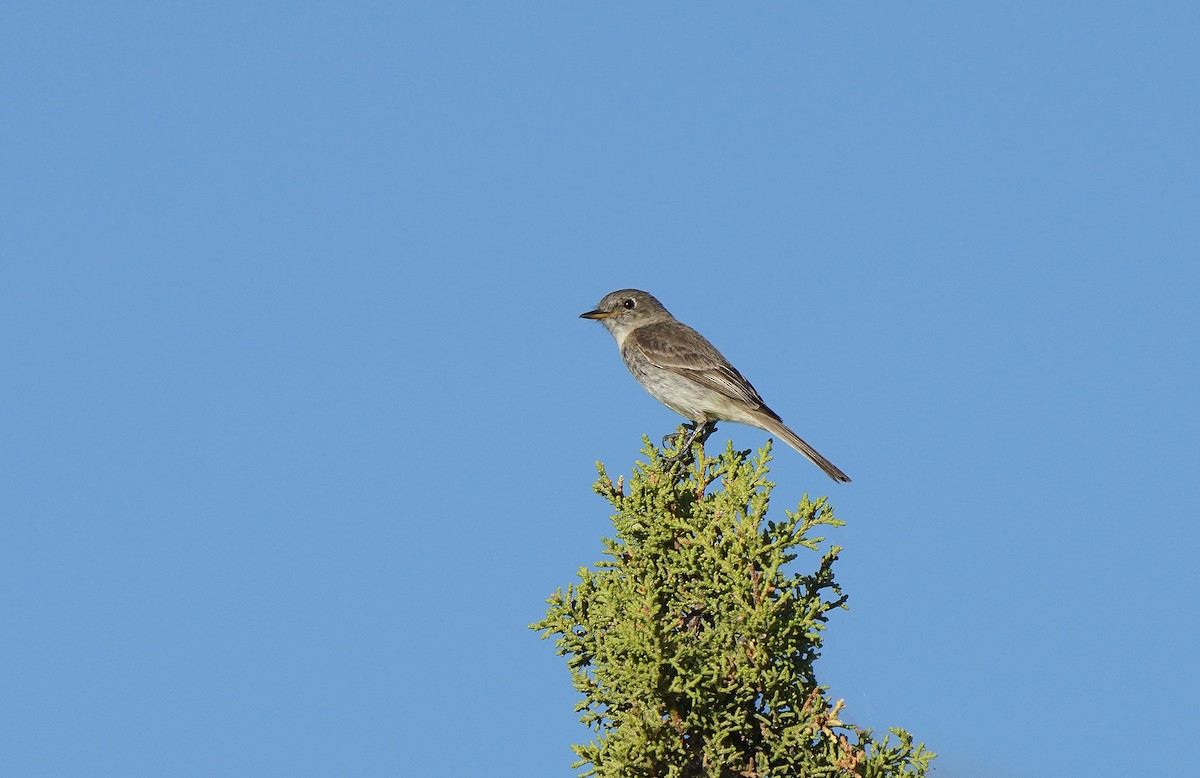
662 421 717 466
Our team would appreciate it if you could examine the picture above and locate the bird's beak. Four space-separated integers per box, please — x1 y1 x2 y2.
579 309 612 320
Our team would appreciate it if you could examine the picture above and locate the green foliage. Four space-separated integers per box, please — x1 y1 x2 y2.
532 433 934 777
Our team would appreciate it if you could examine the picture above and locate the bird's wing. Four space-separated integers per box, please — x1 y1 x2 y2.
626 322 776 415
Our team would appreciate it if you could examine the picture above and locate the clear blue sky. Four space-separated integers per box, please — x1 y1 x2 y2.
3 3 1197 776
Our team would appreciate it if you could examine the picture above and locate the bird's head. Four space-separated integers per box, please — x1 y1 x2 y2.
580 289 671 339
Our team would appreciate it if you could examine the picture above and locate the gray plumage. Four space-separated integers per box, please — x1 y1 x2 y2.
581 289 851 483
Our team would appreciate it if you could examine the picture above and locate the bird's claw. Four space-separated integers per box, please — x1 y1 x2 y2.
660 422 717 467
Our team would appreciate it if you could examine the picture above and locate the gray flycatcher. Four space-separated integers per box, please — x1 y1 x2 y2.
580 289 851 483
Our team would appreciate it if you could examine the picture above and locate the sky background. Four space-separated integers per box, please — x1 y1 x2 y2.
3 3 1198 776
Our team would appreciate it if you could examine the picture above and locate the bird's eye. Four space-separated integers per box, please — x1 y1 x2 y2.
623 298 636 309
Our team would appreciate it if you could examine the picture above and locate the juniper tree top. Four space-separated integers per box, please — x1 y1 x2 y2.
533 435 931 777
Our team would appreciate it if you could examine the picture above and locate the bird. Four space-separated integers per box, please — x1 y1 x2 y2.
580 289 851 483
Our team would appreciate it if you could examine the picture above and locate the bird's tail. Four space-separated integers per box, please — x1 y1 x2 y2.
757 416 852 483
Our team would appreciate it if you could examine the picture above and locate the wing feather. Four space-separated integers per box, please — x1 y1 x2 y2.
626 322 775 415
